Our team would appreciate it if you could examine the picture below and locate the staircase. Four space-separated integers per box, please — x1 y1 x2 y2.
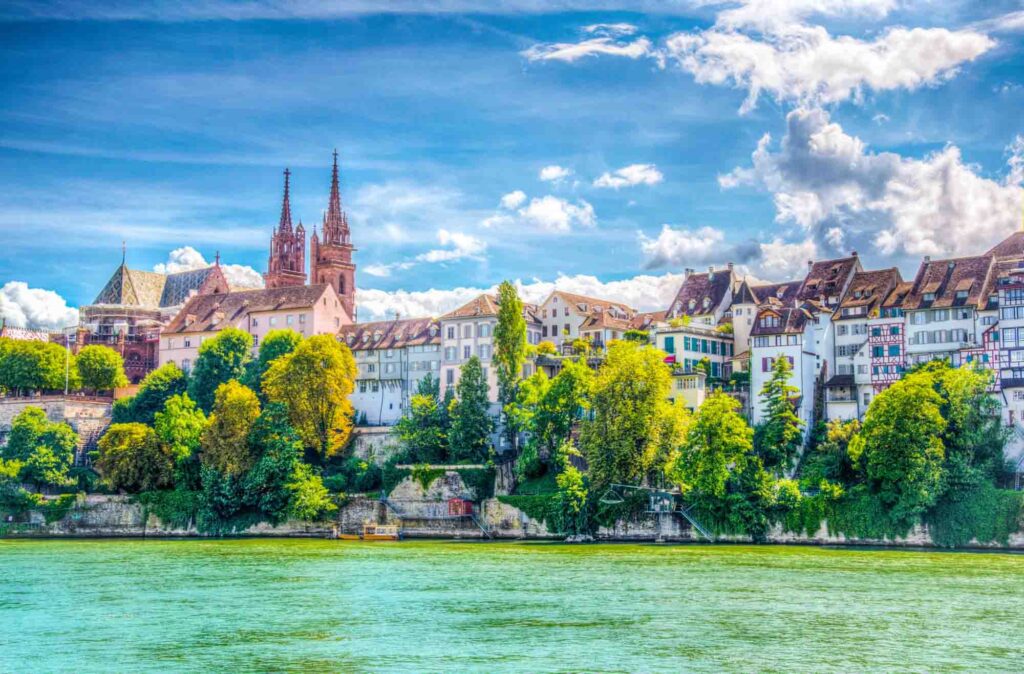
676 504 715 542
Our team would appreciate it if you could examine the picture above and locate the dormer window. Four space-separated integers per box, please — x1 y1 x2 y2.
955 290 968 301
776 288 785 299
760 315 780 328
688 299 696 310
702 297 710 309
924 292 936 302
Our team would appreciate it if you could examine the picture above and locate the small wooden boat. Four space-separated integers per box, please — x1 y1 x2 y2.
335 521 401 541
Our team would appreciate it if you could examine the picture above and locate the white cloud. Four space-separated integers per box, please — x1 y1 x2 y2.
594 163 664 189
583 23 638 37
416 229 487 263
518 195 596 232
539 165 573 182
721 108 1024 263
522 36 658 64
153 246 264 288
638 225 726 269
0 281 79 331
364 262 415 278
665 24 994 113
711 0 897 33
499 190 527 209
356 271 686 321
757 237 820 280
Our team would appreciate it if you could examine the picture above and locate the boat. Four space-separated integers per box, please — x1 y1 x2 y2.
335 521 401 541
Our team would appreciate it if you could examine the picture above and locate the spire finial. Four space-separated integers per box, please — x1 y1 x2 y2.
278 167 293 232
214 251 221 266
121 240 126 265
323 150 347 243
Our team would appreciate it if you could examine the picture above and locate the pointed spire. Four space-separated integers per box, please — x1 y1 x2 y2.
278 168 293 232
323 149 348 244
121 240 127 266
214 251 221 266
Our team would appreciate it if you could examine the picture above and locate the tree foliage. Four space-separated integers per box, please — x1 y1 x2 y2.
2 407 78 489
448 356 494 462
96 423 174 493
113 362 187 424
0 339 76 394
263 334 356 461
493 281 527 447
154 393 208 464
754 355 804 472
244 328 302 393
395 374 449 463
200 381 261 475
670 392 752 500
76 345 128 392
579 341 688 490
188 327 253 412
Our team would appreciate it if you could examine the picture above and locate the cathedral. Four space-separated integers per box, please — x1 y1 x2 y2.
264 150 358 321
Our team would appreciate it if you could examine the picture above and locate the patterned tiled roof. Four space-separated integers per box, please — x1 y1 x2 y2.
902 255 994 310
339 317 440 350
93 263 228 309
548 290 635 318
796 256 861 305
986 231 1024 259
749 280 802 307
163 284 332 334
836 268 902 317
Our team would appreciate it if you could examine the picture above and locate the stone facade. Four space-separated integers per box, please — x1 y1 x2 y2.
0 395 112 463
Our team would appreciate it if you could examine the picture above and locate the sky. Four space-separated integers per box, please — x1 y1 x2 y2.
1 0 1023 328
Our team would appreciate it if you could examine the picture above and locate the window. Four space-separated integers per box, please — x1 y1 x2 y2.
542 326 548 337
889 326 900 336
911 312 927 325
269 316 277 326
181 359 191 374
463 345 471 359
478 344 491 360
932 309 949 322
664 336 675 353
863 392 871 406
359 381 367 393
463 325 472 338
701 339 709 354
371 382 379 393
760 315 780 328
753 336 769 347
857 364 868 374
888 345 900 357
872 346 884 358
299 314 306 324
252 335 258 347
923 292 936 303
478 324 491 338
871 327 881 337
683 336 691 351
446 369 454 385
955 290 968 301
564 307 569 317
711 341 718 355
447 326 455 339
837 325 848 336
167 338 175 349
286 314 294 325
184 338 192 348
385 363 396 374
366 364 376 373
563 323 570 336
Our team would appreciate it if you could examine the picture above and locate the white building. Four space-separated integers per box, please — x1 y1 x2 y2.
537 291 635 349
339 317 441 426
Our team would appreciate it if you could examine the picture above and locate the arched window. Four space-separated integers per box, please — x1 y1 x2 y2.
338 274 346 294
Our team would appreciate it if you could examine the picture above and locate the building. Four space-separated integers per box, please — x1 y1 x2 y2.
654 321 734 381
339 318 442 426
263 169 307 289
158 284 349 371
666 265 739 327
310 150 358 321
78 253 230 382
537 290 635 349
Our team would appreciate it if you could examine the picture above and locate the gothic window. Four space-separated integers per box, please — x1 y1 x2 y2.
339 275 346 294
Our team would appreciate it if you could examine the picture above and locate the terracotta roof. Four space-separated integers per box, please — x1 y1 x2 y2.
440 294 500 320
548 290 635 317
667 269 735 318
440 294 541 325
630 310 666 330
902 255 994 310
881 281 913 309
986 232 1024 259
163 284 332 334
751 306 811 335
93 263 228 310
339 317 440 350
796 256 861 304
836 268 902 318
580 312 633 331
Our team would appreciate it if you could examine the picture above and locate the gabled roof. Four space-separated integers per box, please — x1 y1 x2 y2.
630 310 666 330
440 294 500 320
163 284 333 334
93 263 229 310
751 306 811 335
580 312 633 332
836 268 902 318
986 231 1024 259
667 268 735 318
733 279 760 305
749 280 802 307
339 317 440 350
796 255 861 304
882 281 913 309
546 290 634 317
902 255 994 310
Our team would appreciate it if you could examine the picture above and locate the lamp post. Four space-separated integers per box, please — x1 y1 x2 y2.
61 324 77 396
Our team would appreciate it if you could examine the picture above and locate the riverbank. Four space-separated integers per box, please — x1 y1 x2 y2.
6 490 1024 550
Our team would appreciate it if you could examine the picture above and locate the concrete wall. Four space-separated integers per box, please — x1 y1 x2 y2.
349 426 403 466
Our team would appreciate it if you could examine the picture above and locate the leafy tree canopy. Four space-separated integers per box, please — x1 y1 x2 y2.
448 356 494 462
96 423 174 493
76 345 128 392
188 327 253 412
114 362 187 425
200 381 261 476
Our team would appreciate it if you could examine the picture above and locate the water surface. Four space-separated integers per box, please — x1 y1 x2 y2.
2 539 1022 672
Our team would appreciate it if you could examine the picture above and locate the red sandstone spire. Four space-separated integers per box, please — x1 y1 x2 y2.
278 168 293 232
323 149 349 245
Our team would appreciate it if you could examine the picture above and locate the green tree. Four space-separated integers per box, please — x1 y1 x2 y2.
188 327 253 412
286 462 337 520
536 340 557 356
243 328 302 394
154 394 208 463
448 356 494 462
395 374 449 463
244 403 307 521
555 442 589 536
76 345 129 392
263 334 357 462
801 418 861 487
200 381 261 475
622 329 649 344
754 355 804 472
670 392 753 500
113 362 188 424
0 340 76 394
96 423 174 493
493 281 527 449
579 341 686 490
854 373 946 522
2 407 78 490
571 338 590 356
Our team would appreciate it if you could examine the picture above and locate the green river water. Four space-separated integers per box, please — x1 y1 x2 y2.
2 539 1022 673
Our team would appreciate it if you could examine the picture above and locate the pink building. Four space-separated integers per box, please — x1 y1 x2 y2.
158 284 350 372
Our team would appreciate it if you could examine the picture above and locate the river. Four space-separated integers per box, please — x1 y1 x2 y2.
1 539 1022 672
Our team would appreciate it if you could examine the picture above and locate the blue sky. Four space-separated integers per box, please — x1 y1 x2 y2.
1 1 1023 327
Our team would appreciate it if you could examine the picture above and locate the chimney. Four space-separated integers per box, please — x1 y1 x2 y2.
924 255 931 264
851 251 858 257
708 265 714 274
807 259 814 272
727 261 734 272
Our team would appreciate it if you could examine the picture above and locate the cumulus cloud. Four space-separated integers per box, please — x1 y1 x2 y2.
416 229 487 263
665 24 994 113
711 0 897 33
639 225 726 268
154 246 264 288
518 195 596 232
356 271 686 321
539 165 573 183
0 281 79 331
522 35 658 64
757 237 820 280
594 163 664 189
720 108 1024 263
499 190 527 209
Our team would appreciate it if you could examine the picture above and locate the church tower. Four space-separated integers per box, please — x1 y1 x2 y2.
311 150 357 320
264 168 307 289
